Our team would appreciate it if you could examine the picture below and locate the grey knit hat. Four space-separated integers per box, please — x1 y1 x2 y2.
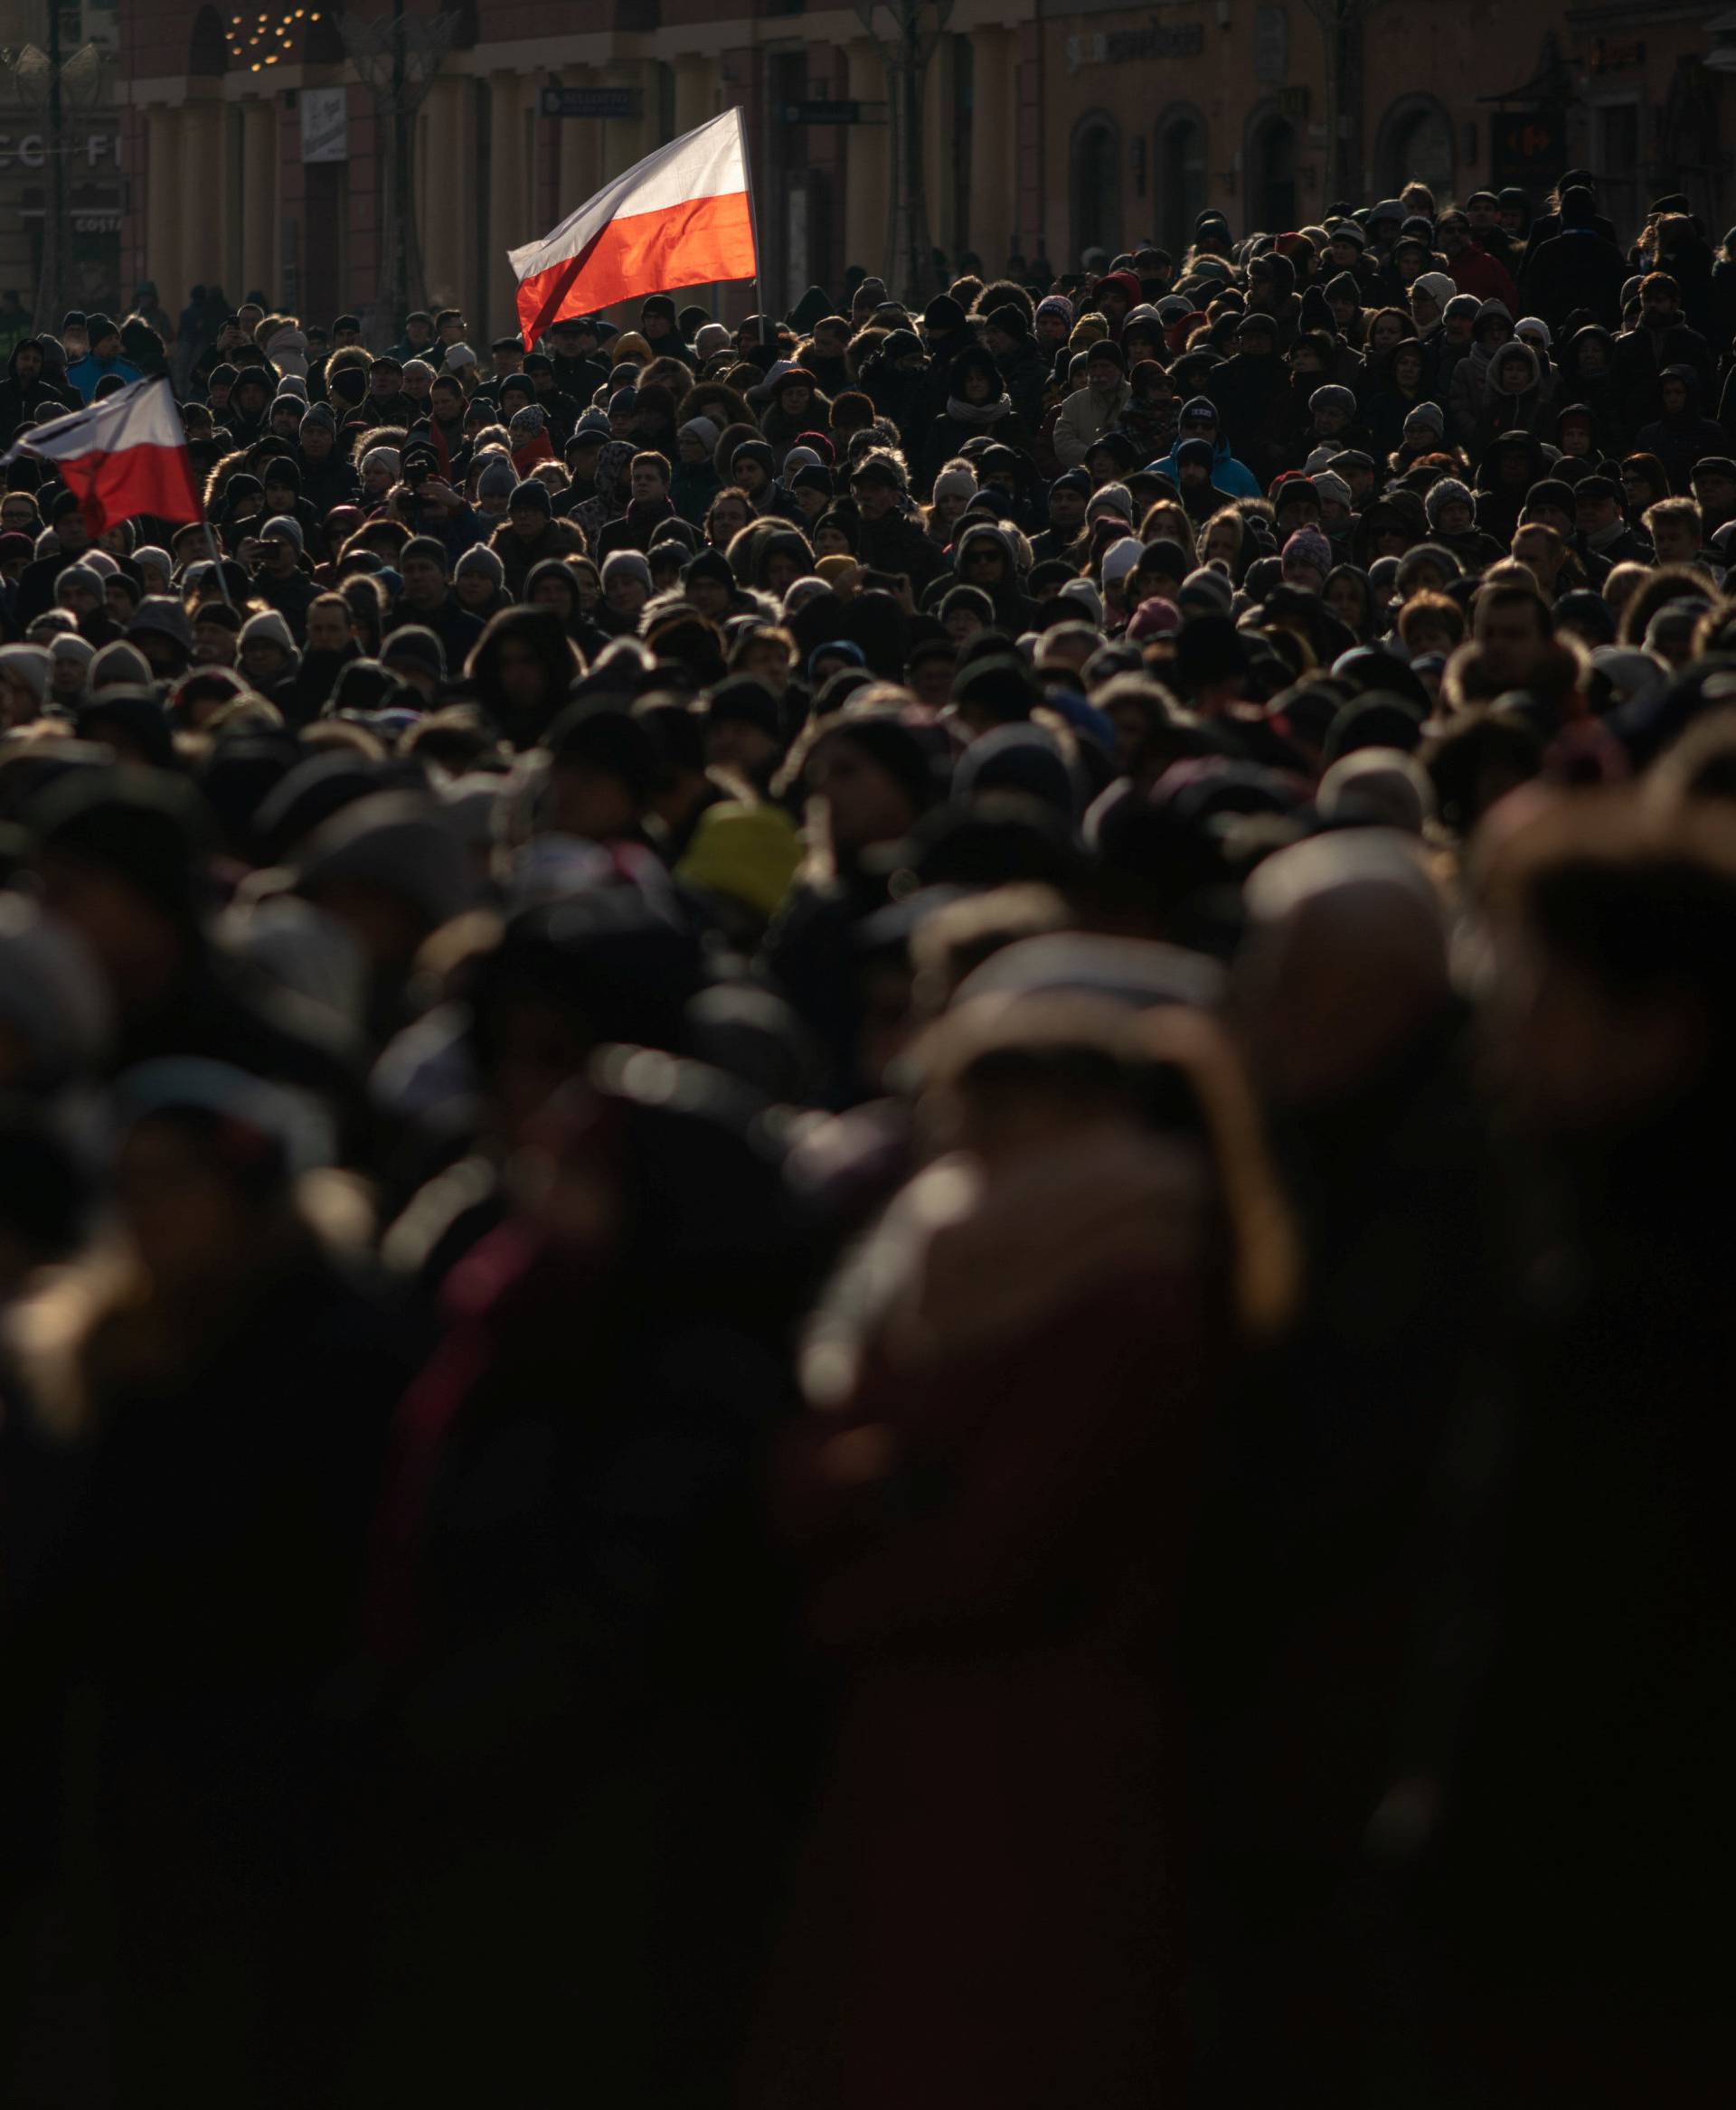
455 543 505 586
476 454 518 500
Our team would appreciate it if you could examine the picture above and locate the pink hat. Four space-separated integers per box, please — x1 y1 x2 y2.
1281 526 1333 576
1127 596 1183 641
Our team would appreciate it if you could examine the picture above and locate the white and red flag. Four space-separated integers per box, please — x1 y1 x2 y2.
510 107 757 343
2 375 203 533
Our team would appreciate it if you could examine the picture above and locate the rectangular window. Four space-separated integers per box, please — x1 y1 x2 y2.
1595 100 1640 250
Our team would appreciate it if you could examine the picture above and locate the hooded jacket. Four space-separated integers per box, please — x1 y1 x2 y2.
1150 402 1262 497
0 339 75 438
1472 428 1552 542
487 511 588 598
922 348 1024 488
1612 314 1716 437
1206 343 1293 482
1448 303 1516 445
1470 339 1554 453
1052 373 1135 469
1634 365 1731 494
1557 327 1627 452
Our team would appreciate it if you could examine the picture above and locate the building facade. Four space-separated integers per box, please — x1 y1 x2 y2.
1 0 125 314
115 0 1736 338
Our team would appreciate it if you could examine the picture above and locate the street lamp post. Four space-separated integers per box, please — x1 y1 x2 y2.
852 0 953 304
1300 0 1365 208
341 2 457 344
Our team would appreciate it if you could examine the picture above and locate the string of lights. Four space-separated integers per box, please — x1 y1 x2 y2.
226 7 325 73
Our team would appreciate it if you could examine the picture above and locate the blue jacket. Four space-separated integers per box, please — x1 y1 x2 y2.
1149 431 1262 498
66 352 143 403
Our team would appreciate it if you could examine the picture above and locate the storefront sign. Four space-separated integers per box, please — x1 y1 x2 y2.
300 85 349 163
0 132 118 169
1491 107 1564 185
539 86 639 118
1589 37 1646 74
1066 24 1204 73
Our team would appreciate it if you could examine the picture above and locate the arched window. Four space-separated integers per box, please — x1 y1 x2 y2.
188 5 228 75
1071 112 1122 262
1375 95 1456 202
1246 112 1297 233
1156 104 1208 259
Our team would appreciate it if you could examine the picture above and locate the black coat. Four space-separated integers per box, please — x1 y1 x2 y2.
1520 229 1631 334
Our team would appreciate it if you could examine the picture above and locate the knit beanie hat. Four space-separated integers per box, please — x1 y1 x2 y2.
675 801 802 920
1126 596 1183 642
90 640 156 695
240 608 296 655
1424 476 1474 527
952 723 1076 819
477 455 518 499
299 401 336 436
1086 481 1135 520
679 415 721 450
381 624 447 679
1309 383 1357 417
1311 471 1353 511
601 548 653 592
1055 578 1105 626
1413 271 1457 308
932 464 979 505
1036 294 1074 325
818 711 943 814
731 438 775 478
1095 538 1145 600
509 477 552 514
455 543 505 587
1403 400 1447 436
28 768 208 928
0 642 52 706
1281 526 1334 575
54 561 102 599
49 633 95 670
1177 566 1234 614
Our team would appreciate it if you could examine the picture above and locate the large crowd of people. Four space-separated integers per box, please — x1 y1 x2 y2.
0 170 1731 2105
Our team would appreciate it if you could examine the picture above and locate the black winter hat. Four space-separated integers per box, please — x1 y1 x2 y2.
953 653 1036 723
705 676 781 740
543 701 661 803
818 711 945 813
683 548 735 591
30 767 210 928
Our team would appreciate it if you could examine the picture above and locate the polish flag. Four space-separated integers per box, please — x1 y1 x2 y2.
2 375 203 533
511 107 757 344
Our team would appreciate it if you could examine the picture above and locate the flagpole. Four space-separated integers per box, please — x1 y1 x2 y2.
737 101 768 347
201 518 234 608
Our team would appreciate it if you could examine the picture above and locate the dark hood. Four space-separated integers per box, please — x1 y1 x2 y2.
1475 427 1550 491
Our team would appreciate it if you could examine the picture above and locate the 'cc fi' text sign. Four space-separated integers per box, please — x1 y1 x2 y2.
0 134 121 170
